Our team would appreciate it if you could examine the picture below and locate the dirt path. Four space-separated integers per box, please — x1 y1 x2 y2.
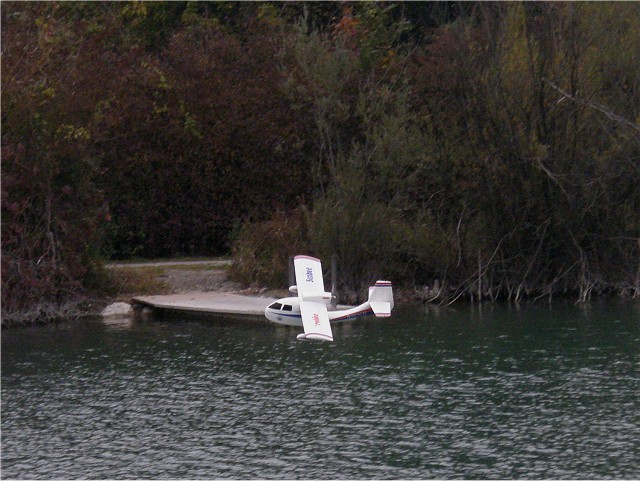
106 260 232 269
105 260 238 294
159 266 241 293
106 260 286 298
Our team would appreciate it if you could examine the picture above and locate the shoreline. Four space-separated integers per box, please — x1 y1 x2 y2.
3 260 638 328
1 298 109 328
1 261 285 328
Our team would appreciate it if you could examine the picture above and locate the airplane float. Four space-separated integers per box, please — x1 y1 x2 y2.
264 255 394 341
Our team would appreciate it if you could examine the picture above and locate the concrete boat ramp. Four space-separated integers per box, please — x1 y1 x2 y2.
131 292 278 322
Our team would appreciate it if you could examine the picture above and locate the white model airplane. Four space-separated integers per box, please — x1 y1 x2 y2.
264 255 394 341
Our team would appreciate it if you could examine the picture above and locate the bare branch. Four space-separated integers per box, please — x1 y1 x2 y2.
542 77 640 133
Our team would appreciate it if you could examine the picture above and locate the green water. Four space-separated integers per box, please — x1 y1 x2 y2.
2 301 639 479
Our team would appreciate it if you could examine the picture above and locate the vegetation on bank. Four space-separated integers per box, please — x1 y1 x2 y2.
2 2 639 322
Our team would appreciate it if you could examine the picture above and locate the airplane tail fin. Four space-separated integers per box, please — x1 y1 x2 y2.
368 281 394 317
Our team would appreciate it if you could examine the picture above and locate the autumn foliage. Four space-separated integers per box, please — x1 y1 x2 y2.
2 2 639 317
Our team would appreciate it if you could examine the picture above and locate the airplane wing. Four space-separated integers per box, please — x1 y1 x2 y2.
298 300 333 342
293 255 327 301
294 256 333 341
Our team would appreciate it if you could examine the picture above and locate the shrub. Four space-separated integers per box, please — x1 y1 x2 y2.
229 209 309 288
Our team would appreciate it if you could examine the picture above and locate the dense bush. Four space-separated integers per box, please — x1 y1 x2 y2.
98 17 313 259
2 4 111 312
2 2 639 317
2 2 313 315
231 2 640 303
229 209 309 288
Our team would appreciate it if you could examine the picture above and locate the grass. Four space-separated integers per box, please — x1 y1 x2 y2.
101 266 172 300
106 256 231 265
102 262 230 300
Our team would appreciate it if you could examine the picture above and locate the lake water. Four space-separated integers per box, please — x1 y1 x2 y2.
2 301 639 479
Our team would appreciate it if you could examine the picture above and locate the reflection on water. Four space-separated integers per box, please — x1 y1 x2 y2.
101 316 134 331
2 301 639 479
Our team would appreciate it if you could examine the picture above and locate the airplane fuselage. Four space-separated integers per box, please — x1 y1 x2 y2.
264 296 374 326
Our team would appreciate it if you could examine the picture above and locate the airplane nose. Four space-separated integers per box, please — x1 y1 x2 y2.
264 308 278 323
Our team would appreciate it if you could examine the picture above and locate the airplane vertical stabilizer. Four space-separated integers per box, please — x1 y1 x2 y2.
368 281 394 317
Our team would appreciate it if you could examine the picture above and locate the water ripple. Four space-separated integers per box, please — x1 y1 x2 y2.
2 303 639 479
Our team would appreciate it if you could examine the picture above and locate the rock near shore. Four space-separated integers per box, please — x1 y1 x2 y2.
101 302 132 318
